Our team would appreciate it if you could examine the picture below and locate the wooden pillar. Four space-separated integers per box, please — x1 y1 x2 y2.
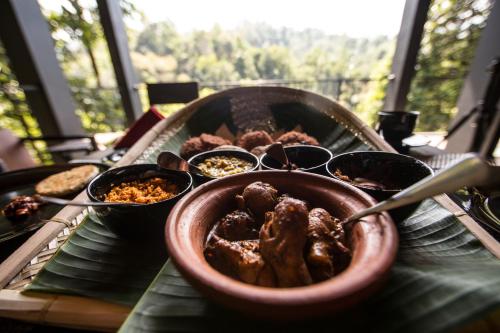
97 0 143 125
383 0 431 111
446 1 500 153
0 0 84 136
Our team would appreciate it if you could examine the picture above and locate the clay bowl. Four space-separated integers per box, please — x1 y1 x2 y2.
165 170 398 320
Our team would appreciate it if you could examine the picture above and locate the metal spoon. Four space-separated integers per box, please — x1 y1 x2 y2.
344 154 500 224
156 151 204 175
265 142 293 170
34 195 143 207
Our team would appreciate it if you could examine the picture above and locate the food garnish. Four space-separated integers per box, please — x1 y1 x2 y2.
197 156 253 178
104 177 178 204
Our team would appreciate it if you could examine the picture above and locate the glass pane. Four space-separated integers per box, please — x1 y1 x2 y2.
122 0 406 123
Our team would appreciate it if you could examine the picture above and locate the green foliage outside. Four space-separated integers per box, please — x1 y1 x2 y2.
408 0 490 131
44 0 130 134
0 43 52 163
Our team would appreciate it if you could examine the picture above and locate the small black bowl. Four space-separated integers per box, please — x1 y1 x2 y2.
87 164 192 239
188 149 259 185
327 151 433 221
260 145 333 176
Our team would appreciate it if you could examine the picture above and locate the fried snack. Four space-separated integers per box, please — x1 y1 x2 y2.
306 208 350 281
180 137 204 159
276 131 319 146
35 165 99 197
249 145 270 157
3 195 44 221
260 197 313 287
180 133 231 159
104 177 177 204
237 131 274 151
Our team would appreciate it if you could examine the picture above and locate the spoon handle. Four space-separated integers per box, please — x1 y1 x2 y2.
345 154 499 224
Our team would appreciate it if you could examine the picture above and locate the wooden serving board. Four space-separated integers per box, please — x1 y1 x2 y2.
0 87 497 331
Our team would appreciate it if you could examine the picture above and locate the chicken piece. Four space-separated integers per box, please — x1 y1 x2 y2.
237 131 274 151
277 131 319 146
236 182 278 222
214 210 259 241
260 197 312 287
180 133 231 159
306 208 350 281
204 236 275 287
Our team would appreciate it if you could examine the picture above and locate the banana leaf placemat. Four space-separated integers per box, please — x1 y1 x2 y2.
120 199 500 333
25 212 167 306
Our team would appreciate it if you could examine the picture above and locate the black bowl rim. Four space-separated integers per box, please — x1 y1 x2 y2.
326 151 434 193
86 163 193 206
187 149 260 180
260 144 333 171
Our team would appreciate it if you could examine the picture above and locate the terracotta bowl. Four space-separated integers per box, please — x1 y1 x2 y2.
165 170 398 320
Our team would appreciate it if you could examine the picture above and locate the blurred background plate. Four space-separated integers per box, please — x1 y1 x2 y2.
0 163 107 261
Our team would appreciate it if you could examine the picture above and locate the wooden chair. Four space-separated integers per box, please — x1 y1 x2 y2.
0 128 98 171
0 129 37 171
146 82 199 106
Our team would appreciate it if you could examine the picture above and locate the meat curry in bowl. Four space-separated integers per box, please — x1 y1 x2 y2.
204 181 350 287
165 171 398 319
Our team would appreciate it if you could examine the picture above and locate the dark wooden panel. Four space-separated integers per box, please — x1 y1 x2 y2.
383 0 431 111
447 2 500 153
147 82 199 105
97 0 143 125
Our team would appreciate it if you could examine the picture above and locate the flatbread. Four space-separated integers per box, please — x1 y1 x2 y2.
35 165 100 197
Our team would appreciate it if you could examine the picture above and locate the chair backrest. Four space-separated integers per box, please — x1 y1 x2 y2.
146 82 199 106
0 129 37 171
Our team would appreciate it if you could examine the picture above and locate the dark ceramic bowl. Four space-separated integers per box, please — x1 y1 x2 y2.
87 164 192 239
187 149 259 185
260 145 333 176
327 151 433 221
165 171 398 320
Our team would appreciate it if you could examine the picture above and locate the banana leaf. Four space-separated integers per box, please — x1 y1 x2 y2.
22 87 499 332
23 90 373 306
120 199 500 333
25 212 167 306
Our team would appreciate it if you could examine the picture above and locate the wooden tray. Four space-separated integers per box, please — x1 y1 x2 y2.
0 87 498 331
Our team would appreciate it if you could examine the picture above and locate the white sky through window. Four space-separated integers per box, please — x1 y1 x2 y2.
40 0 406 37
134 0 406 37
